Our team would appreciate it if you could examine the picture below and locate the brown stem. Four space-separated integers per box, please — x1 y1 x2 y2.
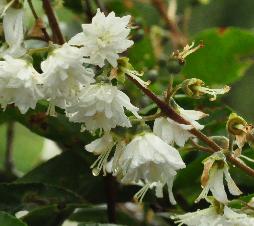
42 0 65 45
126 74 254 177
151 0 187 48
84 0 93 22
27 0 50 42
104 175 117 223
95 0 107 13
5 122 15 173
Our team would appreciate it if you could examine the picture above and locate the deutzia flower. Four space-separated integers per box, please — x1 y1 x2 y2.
41 44 95 112
69 9 134 68
119 132 186 204
153 107 206 147
85 133 115 176
174 205 254 226
173 205 225 226
2 8 26 57
0 0 26 57
0 55 43 113
66 83 141 132
196 152 242 203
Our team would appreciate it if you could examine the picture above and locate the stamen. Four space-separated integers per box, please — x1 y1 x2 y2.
46 103 57 117
134 184 150 202
91 148 111 176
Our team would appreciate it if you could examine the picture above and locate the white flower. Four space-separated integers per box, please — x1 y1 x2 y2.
85 133 115 176
173 206 225 226
0 56 43 113
196 152 242 204
223 206 254 225
2 8 26 57
69 9 134 68
119 133 186 204
67 83 141 132
153 108 206 147
174 206 254 226
41 44 95 110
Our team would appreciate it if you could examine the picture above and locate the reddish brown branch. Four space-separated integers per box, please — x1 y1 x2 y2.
151 0 187 48
127 74 254 177
27 0 50 42
42 0 65 44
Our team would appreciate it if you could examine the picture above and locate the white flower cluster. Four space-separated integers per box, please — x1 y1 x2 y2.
0 5 246 221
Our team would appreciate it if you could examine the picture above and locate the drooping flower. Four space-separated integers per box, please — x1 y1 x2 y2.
66 83 141 132
69 9 134 68
0 0 26 57
85 133 115 176
196 152 242 204
41 44 95 111
153 107 206 147
119 132 186 204
0 55 43 113
2 8 26 57
174 205 254 226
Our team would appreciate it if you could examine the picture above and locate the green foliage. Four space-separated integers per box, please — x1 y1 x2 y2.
182 28 254 85
0 212 27 226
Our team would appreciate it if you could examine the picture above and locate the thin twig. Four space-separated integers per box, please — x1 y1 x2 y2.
42 0 65 44
151 0 187 48
95 0 107 13
84 0 93 22
5 122 15 174
105 175 117 223
190 139 214 154
27 0 50 42
126 74 254 177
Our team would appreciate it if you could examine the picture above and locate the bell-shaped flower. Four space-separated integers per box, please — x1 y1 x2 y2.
2 7 26 57
196 152 242 204
174 205 254 226
0 55 43 113
85 133 116 176
41 44 95 112
119 132 186 204
69 9 134 68
153 107 206 147
66 83 141 132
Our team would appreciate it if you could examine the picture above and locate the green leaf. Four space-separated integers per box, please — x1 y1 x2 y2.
0 103 94 151
21 204 87 226
17 151 105 203
0 183 83 214
0 123 43 173
69 206 140 225
0 212 27 226
182 28 254 85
